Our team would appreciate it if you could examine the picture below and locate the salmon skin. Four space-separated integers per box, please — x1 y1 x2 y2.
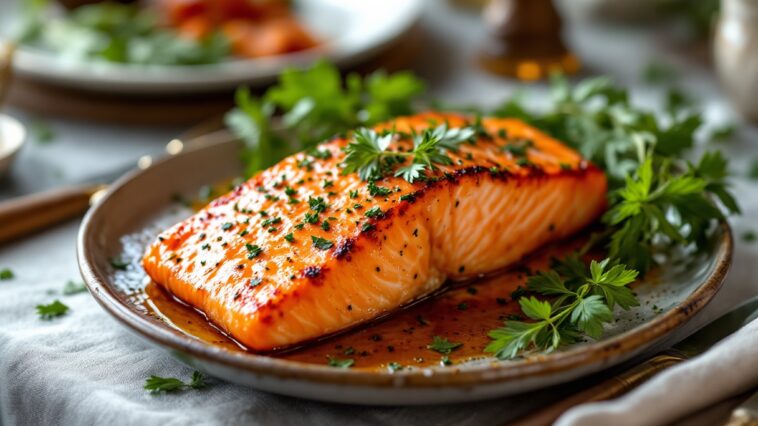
143 113 608 352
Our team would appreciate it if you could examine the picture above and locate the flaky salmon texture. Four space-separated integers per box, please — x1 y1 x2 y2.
143 112 608 352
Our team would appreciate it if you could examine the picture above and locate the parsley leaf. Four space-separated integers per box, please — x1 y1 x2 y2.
226 61 424 176
343 124 475 183
327 356 354 368
427 336 462 354
486 259 638 359
144 371 207 393
311 236 334 250
0 268 14 280
36 300 69 319
62 280 88 295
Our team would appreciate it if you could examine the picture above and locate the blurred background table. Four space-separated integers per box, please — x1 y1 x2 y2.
1 1 757 425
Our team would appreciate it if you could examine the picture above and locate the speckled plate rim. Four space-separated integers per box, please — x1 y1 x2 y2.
77 135 733 390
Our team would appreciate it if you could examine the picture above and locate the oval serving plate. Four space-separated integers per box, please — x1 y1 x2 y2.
0 0 422 94
77 131 732 406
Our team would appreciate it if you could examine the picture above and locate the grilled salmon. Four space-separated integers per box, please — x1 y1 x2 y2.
143 113 607 351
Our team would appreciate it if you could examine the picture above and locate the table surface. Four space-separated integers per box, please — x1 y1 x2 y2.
1 1 758 425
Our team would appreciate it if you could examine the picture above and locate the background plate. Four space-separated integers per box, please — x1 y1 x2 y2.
77 132 732 405
0 0 422 94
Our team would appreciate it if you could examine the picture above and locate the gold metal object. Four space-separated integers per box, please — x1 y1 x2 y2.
0 116 235 244
479 0 580 80
0 41 17 107
725 409 758 426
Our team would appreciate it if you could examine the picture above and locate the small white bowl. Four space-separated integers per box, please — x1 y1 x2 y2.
0 114 26 178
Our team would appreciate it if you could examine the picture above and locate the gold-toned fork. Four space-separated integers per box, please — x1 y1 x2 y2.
0 119 234 245
0 40 15 107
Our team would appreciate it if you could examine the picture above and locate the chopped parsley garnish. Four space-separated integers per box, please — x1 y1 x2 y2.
387 362 403 372
308 196 328 213
367 181 391 196
427 336 462 354
109 258 129 271
0 268 13 280
245 244 263 259
322 180 334 189
364 207 383 218
261 217 281 227
284 233 295 243
399 194 415 202
349 190 359 199
304 212 319 224
62 280 87 295
321 221 331 231
361 223 374 232
249 278 262 287
221 222 233 231
309 148 332 160
144 371 206 394
516 158 533 167
327 356 354 368
284 186 297 196
294 223 305 230
501 139 533 157
311 236 334 250
37 300 69 319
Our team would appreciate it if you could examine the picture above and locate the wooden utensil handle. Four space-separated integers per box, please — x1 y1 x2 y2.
510 351 688 426
0 184 104 244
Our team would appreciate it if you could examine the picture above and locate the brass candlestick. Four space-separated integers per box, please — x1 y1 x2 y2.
479 0 580 81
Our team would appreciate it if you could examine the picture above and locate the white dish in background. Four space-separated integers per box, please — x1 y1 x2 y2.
0 114 26 178
0 0 422 95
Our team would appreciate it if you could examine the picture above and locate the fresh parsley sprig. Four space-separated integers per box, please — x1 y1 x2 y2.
36 300 70 320
341 124 475 183
486 75 738 359
226 61 425 176
485 259 638 359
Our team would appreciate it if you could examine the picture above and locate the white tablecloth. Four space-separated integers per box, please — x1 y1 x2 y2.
2 2 758 425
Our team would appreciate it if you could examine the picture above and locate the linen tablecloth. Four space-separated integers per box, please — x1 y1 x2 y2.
2 2 758 425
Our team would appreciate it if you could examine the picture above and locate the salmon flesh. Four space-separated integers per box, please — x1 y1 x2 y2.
143 113 608 351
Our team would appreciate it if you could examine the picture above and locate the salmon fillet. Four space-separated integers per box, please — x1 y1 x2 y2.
143 113 608 351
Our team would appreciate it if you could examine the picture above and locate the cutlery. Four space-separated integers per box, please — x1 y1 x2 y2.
511 296 758 426
725 388 758 426
0 119 233 245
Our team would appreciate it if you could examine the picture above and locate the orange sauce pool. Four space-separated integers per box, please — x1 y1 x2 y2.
136 241 581 371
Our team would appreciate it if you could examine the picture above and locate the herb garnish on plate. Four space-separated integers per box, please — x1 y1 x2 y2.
226 63 738 360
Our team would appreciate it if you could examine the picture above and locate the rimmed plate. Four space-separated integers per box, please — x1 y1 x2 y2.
77 131 732 405
0 0 422 94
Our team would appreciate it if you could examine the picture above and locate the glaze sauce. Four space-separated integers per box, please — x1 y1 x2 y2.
140 241 578 371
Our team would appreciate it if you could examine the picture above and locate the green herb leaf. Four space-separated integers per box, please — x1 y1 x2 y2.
426 336 462 354
327 356 354 368
144 371 207 393
0 268 14 280
311 236 334 250
36 300 69 319
62 280 88 295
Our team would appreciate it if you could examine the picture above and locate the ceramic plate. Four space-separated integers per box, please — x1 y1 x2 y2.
77 131 732 405
0 0 422 94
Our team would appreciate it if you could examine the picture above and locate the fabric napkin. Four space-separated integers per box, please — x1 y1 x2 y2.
556 316 758 426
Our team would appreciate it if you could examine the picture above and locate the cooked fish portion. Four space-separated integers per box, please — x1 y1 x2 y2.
143 113 608 351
